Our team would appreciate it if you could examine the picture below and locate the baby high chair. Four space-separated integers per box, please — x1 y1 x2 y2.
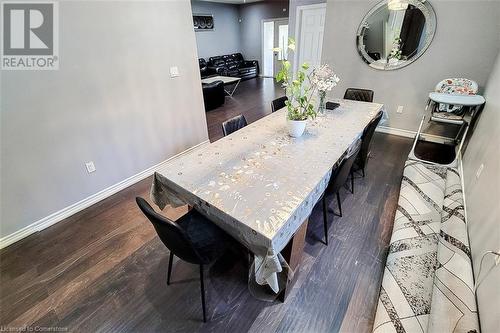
408 78 485 168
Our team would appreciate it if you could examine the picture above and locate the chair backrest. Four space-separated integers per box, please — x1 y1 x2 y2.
358 111 384 168
326 139 362 194
222 115 247 136
343 88 374 103
271 96 288 112
136 197 201 264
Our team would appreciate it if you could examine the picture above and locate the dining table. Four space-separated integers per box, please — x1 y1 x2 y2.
150 99 385 299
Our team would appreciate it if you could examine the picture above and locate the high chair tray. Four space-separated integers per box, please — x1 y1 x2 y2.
429 92 485 106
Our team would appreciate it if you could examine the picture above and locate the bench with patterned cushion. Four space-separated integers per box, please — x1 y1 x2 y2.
373 160 479 333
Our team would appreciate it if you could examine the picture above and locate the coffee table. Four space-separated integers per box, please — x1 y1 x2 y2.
201 75 241 97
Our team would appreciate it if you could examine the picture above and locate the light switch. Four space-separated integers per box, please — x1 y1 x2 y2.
170 66 180 78
396 105 404 114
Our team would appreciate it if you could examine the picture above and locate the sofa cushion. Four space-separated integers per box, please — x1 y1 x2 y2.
231 53 244 62
207 53 259 80
210 57 225 67
373 161 480 333
373 161 445 333
427 168 479 333
199 58 207 70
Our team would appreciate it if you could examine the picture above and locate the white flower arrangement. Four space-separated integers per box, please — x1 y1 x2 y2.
311 64 340 93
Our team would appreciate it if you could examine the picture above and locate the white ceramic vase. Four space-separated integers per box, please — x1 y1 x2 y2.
287 119 307 138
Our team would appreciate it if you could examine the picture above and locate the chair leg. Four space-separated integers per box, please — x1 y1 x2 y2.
350 171 354 194
199 265 207 323
337 192 342 217
167 252 174 285
322 196 328 246
362 167 365 178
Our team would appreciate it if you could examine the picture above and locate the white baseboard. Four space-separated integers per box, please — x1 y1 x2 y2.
376 125 454 144
375 125 416 138
0 140 210 249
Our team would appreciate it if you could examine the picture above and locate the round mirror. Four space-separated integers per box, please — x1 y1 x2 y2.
356 0 436 70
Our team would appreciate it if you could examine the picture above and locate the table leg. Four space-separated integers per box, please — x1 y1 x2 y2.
225 79 241 97
278 218 309 302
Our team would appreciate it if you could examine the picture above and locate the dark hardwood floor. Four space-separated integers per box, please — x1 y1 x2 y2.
205 77 284 141
0 78 413 332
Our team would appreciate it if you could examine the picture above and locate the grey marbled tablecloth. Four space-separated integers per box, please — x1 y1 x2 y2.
151 100 384 293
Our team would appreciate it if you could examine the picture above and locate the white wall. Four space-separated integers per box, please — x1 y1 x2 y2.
0 1 208 240
321 0 500 131
462 52 500 333
191 0 241 59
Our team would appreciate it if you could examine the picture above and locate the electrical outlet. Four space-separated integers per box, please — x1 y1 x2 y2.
170 66 180 78
475 163 484 179
85 161 96 173
396 105 404 114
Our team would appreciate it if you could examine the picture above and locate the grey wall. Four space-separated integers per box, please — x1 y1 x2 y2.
191 0 241 59
0 1 208 239
239 0 290 68
462 52 500 333
321 0 500 131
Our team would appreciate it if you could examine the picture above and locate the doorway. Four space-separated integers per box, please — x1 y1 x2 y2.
294 3 326 74
262 18 289 78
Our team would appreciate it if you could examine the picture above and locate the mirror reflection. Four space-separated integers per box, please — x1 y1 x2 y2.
357 0 436 70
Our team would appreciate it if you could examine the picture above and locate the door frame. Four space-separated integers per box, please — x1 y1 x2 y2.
293 3 327 74
261 17 289 78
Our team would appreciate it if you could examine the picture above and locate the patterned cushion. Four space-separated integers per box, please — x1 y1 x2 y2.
373 161 479 333
434 78 478 95
427 168 479 333
432 111 465 121
434 78 478 113
373 161 445 333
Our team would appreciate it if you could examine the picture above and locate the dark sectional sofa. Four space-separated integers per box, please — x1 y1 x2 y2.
199 58 217 79
199 53 259 80
199 53 259 111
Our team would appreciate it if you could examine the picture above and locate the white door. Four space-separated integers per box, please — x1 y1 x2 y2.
262 18 289 78
273 19 289 76
295 4 326 74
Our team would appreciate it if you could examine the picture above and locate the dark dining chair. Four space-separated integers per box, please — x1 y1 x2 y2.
136 197 233 322
343 88 374 103
271 96 288 112
222 114 247 136
354 110 384 178
321 139 362 245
